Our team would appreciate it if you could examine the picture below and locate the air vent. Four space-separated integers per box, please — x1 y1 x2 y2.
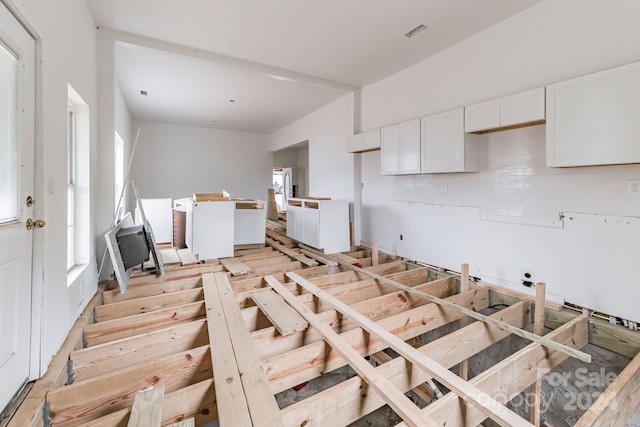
404 24 427 39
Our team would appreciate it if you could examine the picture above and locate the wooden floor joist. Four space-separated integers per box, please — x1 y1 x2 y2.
7 228 640 427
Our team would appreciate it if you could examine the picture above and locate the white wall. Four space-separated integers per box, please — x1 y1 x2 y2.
269 94 354 201
114 81 134 214
130 121 272 201
7 0 100 373
358 0 640 322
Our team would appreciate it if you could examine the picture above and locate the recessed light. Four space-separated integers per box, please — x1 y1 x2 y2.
140 90 148 96
211 120 216 123
404 24 427 39
229 99 235 103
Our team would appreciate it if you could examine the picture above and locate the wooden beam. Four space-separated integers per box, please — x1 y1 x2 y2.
263 288 490 394
313 250 591 363
280 301 530 426
176 249 198 266
79 379 216 427
252 291 308 336
203 273 253 426
47 346 211 426
265 237 318 267
102 276 202 304
399 315 589 427
267 188 278 221
71 320 209 383
94 288 203 322
529 282 546 426
369 351 435 404
127 386 165 427
167 418 195 427
203 273 284 427
574 348 640 426
286 272 533 427
265 276 439 427
83 301 206 346
128 264 224 286
220 257 253 276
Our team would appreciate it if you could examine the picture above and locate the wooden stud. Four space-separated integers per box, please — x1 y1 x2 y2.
299 248 338 267
128 264 224 286
530 282 546 426
166 418 195 427
459 263 470 381
371 241 379 266
285 272 533 427
252 291 308 336
267 188 278 221
311 249 591 363
127 386 165 427
265 276 440 427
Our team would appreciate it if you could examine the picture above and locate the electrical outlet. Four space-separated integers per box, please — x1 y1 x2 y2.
522 271 534 287
627 180 640 195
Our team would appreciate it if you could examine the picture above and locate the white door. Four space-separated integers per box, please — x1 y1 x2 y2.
0 3 36 412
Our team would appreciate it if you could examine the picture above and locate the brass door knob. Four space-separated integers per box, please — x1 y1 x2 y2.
26 218 46 230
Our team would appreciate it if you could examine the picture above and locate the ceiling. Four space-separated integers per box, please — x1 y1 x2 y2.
87 0 543 134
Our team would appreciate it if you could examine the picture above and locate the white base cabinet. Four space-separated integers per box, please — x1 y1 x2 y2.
234 200 266 245
546 61 640 167
286 198 350 253
185 199 235 260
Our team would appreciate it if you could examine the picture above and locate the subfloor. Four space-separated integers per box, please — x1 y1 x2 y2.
4 222 640 426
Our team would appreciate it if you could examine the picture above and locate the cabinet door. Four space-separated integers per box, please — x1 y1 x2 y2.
380 124 399 175
500 87 545 127
348 133 362 153
362 128 381 150
399 119 421 174
546 62 640 167
302 207 319 248
464 99 500 132
286 204 303 241
421 109 464 173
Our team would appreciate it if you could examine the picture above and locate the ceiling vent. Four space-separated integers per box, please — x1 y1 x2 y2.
404 24 427 39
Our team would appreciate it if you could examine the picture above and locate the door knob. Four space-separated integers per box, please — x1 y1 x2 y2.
26 218 46 230
26 196 35 207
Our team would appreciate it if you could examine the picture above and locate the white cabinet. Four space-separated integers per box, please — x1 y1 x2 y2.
233 199 266 245
362 128 381 150
348 128 381 153
286 198 350 253
546 62 640 167
465 87 545 133
464 99 500 133
380 119 421 175
421 108 482 173
185 199 235 260
286 200 303 241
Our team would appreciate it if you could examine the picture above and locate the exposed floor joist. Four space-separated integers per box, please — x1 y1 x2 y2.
5 226 640 427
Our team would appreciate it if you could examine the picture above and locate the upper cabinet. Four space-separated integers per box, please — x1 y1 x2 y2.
421 108 481 173
348 128 381 153
381 119 421 175
546 62 640 167
465 87 545 133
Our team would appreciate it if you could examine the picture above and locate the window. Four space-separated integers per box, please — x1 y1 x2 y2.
0 40 18 223
67 104 76 270
67 84 90 280
114 131 124 220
